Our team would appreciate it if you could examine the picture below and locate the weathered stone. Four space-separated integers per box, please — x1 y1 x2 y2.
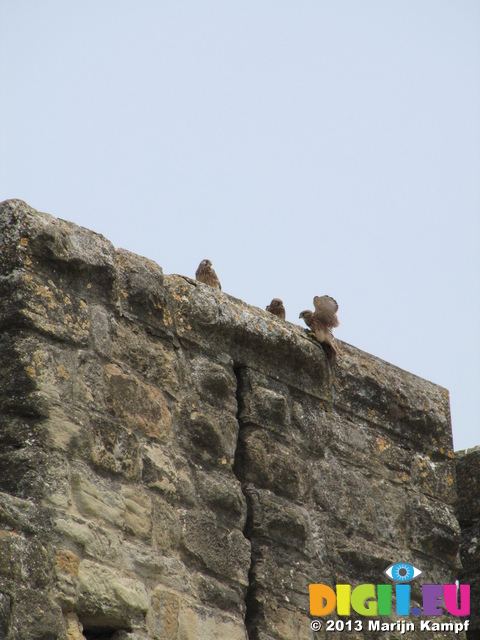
111 632 144 640
456 446 480 525
197 573 247 614
104 363 172 441
114 248 166 330
244 488 313 555
235 427 313 501
122 543 196 597
77 560 149 627
0 200 473 640
63 612 85 640
182 409 239 465
0 591 11 638
405 492 461 557
8 590 65 640
176 600 248 640
54 514 124 567
151 496 181 553
190 355 237 410
195 469 246 528
259 600 313 640
181 511 250 586
146 586 181 639
70 464 125 529
0 530 50 587
89 417 142 481
110 322 181 393
0 491 45 535
141 442 196 504
456 446 480 639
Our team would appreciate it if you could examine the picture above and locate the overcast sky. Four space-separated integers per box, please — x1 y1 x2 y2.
1 2 479 451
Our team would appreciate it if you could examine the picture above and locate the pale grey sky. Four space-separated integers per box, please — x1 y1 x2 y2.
1 1 479 450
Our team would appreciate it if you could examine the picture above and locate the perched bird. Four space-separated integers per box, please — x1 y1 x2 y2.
313 295 339 329
299 296 340 355
266 298 286 320
195 259 221 290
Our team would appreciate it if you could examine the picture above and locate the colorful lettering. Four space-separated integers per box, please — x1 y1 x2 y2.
395 584 410 616
422 584 444 616
309 584 336 616
351 584 377 616
377 584 392 615
336 584 351 616
443 584 470 616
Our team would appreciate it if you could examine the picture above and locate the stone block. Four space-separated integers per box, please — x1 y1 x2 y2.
114 248 165 328
194 469 246 528
177 600 248 640
197 573 246 614
261 599 313 640
0 333 49 418
70 464 125 529
0 491 43 535
77 560 149 627
190 356 237 410
236 369 290 429
20 272 91 345
8 590 65 640
456 446 480 525
147 586 181 639
104 363 172 441
141 442 196 504
64 612 85 640
183 409 239 464
148 586 249 640
235 427 311 501
111 322 181 392
89 417 142 481
181 512 250 586
54 514 123 567
122 486 152 541
335 343 453 455
152 496 181 553
0 447 49 501
405 493 461 557
245 488 313 556
410 454 457 504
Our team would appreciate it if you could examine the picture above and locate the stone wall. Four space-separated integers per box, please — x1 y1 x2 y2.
0 200 470 639
456 447 480 639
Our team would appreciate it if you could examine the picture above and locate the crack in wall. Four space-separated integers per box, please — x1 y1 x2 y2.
232 364 259 640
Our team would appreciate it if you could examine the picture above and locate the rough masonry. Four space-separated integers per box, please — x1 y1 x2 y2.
0 200 473 639
456 446 480 639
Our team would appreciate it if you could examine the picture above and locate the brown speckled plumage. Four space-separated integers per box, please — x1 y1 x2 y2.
266 298 286 320
313 295 339 328
195 259 221 290
299 295 340 355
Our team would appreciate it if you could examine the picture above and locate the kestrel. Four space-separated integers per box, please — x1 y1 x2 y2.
195 259 221 290
313 295 339 328
299 295 340 355
266 298 286 320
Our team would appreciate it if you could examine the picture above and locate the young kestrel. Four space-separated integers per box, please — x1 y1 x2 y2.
266 298 286 320
313 295 339 328
299 295 340 355
195 259 221 290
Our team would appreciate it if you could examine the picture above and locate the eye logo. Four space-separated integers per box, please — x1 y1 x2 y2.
384 563 423 583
